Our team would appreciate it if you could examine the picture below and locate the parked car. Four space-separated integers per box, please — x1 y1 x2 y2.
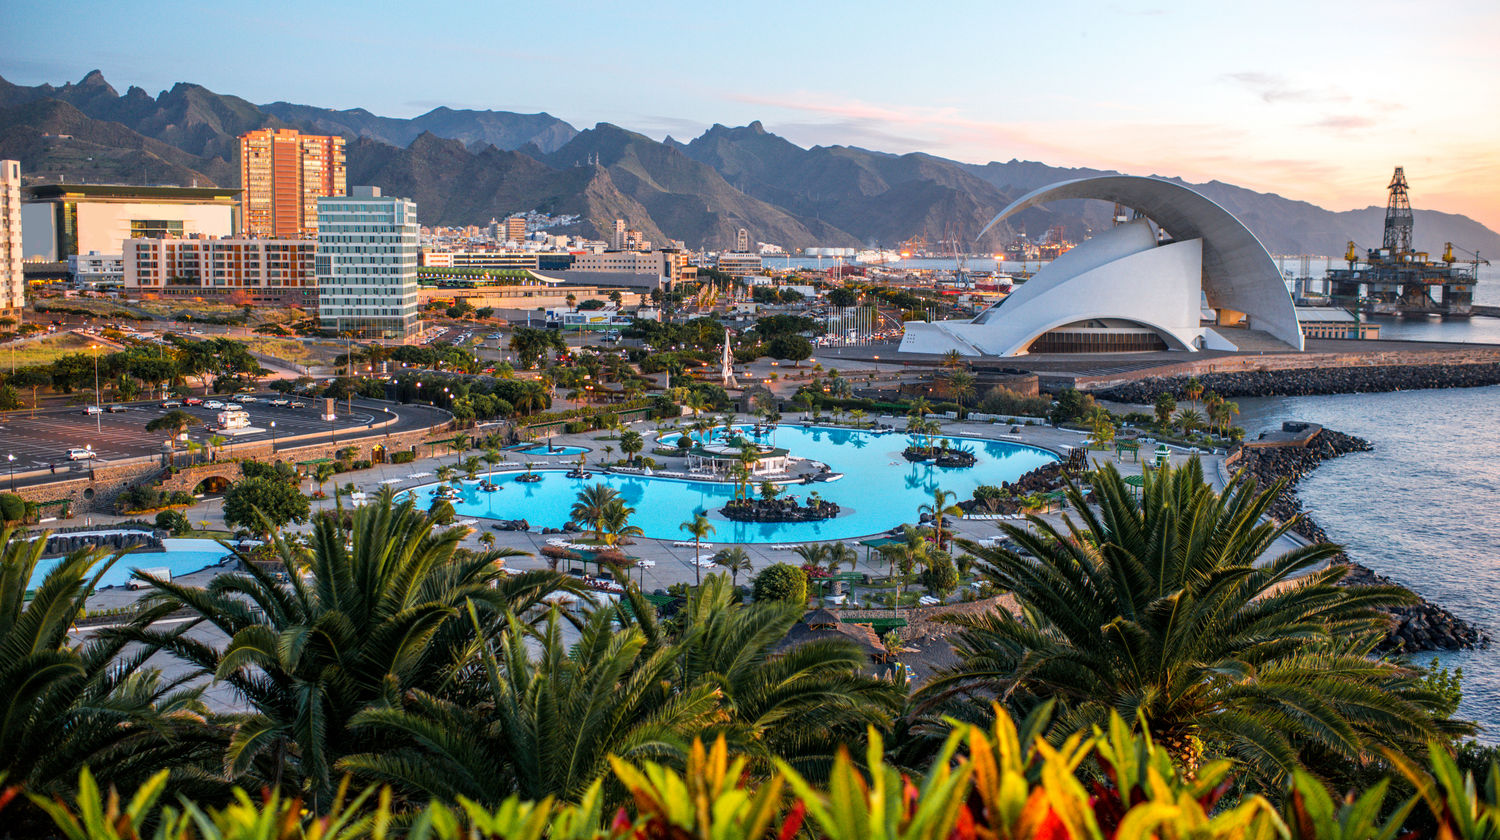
66 448 96 461
83 405 103 415
232 393 258 403
289 401 307 409
106 404 127 413
184 397 204 406
269 397 290 407
203 400 225 410
160 400 182 408
225 402 243 411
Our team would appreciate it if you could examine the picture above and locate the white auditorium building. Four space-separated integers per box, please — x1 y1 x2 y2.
900 176 1304 357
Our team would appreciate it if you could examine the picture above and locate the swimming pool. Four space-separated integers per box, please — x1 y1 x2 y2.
512 444 591 456
407 425 1058 543
31 538 235 590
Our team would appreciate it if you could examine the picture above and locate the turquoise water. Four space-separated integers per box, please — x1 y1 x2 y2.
30 538 234 590
513 444 591 456
407 425 1058 543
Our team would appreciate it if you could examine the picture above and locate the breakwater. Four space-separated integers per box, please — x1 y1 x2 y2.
1232 429 1489 653
1094 362 1500 403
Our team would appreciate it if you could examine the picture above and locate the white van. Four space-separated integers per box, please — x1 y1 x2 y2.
217 409 251 429
129 568 171 589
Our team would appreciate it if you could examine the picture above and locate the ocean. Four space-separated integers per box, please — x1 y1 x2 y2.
1236 386 1500 741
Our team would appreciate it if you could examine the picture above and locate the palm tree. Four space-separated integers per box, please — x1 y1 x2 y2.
919 460 1470 787
435 464 455 484
680 513 715 586
1183 376 1203 411
119 488 566 808
917 487 962 550
340 607 722 806
145 408 201 439
946 369 975 407
1173 408 1205 435
461 455 483 481
571 483 619 542
619 430 644 465
599 498 642 546
712 546 753 586
0 529 209 805
313 462 337 497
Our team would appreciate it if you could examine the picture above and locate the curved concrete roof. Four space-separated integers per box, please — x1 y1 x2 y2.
980 176 1303 350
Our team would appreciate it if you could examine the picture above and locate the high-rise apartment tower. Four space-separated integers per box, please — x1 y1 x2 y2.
316 187 419 341
240 128 346 238
0 160 23 322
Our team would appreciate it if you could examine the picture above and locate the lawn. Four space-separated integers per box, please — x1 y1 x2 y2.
238 337 345 366
0 332 95 367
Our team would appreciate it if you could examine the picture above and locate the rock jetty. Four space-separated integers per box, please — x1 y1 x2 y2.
42 529 164 555
1095 362 1500 404
1232 428 1489 652
721 497 840 523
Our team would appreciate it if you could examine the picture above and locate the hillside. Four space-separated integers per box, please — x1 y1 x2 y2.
1 71 1496 255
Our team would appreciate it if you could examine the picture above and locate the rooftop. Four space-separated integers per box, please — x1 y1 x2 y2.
24 183 240 202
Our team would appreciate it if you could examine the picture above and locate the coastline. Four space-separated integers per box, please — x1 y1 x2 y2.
1231 428 1490 653
1094 362 1500 402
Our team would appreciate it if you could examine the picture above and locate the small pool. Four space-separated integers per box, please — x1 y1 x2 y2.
512 444 591 456
404 424 1058 543
31 538 235 590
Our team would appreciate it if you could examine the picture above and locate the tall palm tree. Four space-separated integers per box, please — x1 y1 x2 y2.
680 514 715 586
570 483 619 542
341 607 721 807
918 460 1471 788
0 529 210 805
619 430 644 465
712 546 753 587
118 488 567 808
917 487 962 550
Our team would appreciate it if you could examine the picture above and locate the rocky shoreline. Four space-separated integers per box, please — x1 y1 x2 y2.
1233 429 1489 653
1094 362 1500 403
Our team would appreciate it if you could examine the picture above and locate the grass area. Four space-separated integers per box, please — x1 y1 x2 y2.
0 332 95 367
238 337 344 365
181 529 235 540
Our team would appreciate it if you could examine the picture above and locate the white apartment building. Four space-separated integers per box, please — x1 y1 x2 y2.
316 186 420 340
0 160 21 322
68 251 125 289
123 236 316 306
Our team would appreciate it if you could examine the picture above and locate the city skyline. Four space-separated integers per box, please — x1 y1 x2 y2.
3 0 1497 229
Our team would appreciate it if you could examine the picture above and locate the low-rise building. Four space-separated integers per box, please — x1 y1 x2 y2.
123 235 316 307
1295 306 1380 340
68 251 125 289
715 251 763 277
21 183 239 261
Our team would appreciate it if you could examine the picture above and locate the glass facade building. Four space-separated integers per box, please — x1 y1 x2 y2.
316 187 420 340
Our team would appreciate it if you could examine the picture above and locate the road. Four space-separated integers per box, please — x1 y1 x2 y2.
0 396 451 489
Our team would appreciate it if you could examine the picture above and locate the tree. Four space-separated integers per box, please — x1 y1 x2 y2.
222 476 310 538
1174 408 1205 435
920 461 1470 788
119 488 567 807
1048 388 1096 425
945 369 975 407
1154 392 1177 426
920 550 959 598
340 607 721 806
0 528 208 810
758 479 782 501
827 287 858 307
571 483 620 542
711 546 753 586
766 334 812 365
144 409 201 439
1184 376 1204 410
917 487 962 550
599 498 642 546
679 514 715 586
751 562 807 605
619 430 644 465
1086 405 1116 446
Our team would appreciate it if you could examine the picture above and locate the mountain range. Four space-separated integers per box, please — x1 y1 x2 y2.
2 70 1496 258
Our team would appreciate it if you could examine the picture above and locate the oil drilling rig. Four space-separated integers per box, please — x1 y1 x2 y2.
1327 167 1487 317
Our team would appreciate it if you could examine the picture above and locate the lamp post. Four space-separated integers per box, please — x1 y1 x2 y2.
6 453 14 491
269 420 277 452
91 343 101 433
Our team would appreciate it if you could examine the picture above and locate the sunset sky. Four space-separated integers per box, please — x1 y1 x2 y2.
4 0 1497 229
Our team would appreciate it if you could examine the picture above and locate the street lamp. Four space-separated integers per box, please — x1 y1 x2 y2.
269 420 277 451
6 453 14 491
90 344 101 433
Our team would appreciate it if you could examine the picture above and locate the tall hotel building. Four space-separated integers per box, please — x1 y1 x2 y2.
1 160 23 322
239 128 346 238
317 187 419 340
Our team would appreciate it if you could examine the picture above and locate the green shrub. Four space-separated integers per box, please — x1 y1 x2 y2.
390 450 415 464
751 562 807 605
0 492 26 523
154 510 191 535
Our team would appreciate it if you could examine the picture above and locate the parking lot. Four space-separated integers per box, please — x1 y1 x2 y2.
0 394 396 473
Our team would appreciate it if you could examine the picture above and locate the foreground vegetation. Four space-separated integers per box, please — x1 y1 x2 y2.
1 464 1492 835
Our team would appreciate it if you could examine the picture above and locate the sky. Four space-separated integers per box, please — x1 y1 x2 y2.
4 0 1498 229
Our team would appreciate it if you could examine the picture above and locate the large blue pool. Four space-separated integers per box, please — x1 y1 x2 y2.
511 443 591 456
31 538 235 590
406 425 1057 543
